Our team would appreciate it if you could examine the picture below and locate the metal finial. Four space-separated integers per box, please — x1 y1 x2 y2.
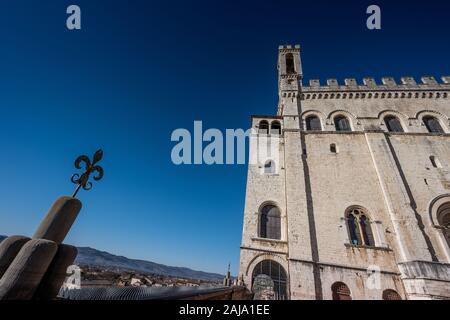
71 149 104 198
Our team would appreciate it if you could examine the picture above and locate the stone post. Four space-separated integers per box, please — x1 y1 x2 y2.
0 239 58 300
0 236 30 278
0 196 83 300
33 244 78 300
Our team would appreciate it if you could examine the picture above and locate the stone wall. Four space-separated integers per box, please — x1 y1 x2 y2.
239 44 450 300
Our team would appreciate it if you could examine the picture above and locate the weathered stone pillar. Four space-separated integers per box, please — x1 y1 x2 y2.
0 239 58 300
0 197 82 300
33 196 82 244
0 236 30 278
33 244 78 300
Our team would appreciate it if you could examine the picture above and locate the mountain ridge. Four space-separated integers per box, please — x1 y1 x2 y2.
0 235 223 281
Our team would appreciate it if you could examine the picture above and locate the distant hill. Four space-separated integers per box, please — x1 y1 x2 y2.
0 235 223 281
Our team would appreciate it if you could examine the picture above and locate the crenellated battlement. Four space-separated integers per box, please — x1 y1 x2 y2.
302 76 450 94
278 44 301 53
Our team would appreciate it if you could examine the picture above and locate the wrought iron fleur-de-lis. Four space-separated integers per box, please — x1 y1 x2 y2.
71 149 104 198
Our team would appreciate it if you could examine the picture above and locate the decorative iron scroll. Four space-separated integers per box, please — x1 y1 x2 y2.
71 149 104 197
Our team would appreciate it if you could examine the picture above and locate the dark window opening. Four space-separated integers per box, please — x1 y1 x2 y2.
346 208 374 247
285 53 295 74
334 116 351 132
264 160 275 174
359 215 375 247
347 214 361 245
259 120 269 134
259 205 281 240
305 116 321 131
423 116 444 133
430 156 442 168
271 121 281 135
330 144 337 153
384 116 404 132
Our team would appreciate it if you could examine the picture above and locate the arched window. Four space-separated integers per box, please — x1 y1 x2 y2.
331 282 352 300
252 260 287 300
271 121 281 135
305 116 321 131
346 207 375 247
437 203 450 249
423 116 444 133
259 205 281 240
384 116 404 132
264 160 275 174
285 53 295 74
334 115 351 132
382 289 402 300
259 120 269 134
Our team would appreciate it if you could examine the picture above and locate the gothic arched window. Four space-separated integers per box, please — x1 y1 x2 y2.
437 203 450 249
384 116 404 132
271 121 281 135
259 205 281 240
382 289 402 300
334 115 351 132
331 282 352 300
346 207 375 247
259 120 269 134
252 260 287 300
305 116 321 131
423 116 444 133
285 53 295 74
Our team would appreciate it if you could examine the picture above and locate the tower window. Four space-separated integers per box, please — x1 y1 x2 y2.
264 160 275 174
258 120 269 134
259 205 281 240
285 53 295 74
334 115 351 132
305 116 321 131
345 207 375 247
330 144 338 153
271 121 281 135
423 116 444 133
384 116 404 132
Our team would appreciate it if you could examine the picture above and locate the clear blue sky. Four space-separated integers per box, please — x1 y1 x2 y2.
0 0 449 275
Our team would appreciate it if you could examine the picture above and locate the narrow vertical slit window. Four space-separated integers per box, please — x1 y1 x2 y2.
430 156 442 168
330 144 337 153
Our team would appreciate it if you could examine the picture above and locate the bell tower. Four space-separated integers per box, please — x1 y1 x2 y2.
277 45 303 123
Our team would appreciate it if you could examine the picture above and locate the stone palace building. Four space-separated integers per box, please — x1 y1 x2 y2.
239 45 450 300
